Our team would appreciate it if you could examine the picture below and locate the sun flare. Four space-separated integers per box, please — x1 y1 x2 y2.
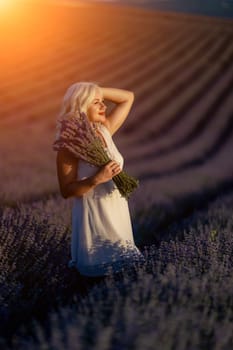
0 0 37 13
0 0 13 9
0 0 23 16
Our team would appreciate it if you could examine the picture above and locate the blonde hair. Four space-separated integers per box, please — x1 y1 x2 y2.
55 81 100 140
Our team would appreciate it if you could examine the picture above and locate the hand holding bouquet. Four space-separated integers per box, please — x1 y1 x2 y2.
52 111 139 199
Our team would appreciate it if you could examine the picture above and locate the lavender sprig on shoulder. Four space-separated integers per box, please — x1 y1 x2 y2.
53 112 139 199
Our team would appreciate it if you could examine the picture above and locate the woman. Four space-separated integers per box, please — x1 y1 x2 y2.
54 81 145 277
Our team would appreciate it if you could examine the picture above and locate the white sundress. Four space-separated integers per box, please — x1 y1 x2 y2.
68 123 145 276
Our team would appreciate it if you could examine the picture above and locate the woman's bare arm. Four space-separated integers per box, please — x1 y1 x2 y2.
56 149 121 198
100 87 134 136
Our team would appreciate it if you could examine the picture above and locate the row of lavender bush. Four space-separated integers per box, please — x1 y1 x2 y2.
0 191 233 349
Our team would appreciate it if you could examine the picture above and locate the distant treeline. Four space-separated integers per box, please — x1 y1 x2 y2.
91 0 233 19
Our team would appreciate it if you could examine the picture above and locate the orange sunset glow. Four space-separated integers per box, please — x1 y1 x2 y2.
0 0 33 19
0 1 78 77
0 0 15 10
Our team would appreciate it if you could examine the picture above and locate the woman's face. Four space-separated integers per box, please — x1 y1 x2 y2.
86 88 107 123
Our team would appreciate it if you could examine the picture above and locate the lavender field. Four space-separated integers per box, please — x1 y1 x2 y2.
0 1 233 348
1 191 233 348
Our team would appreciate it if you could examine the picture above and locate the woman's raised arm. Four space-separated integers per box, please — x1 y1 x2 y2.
100 87 134 136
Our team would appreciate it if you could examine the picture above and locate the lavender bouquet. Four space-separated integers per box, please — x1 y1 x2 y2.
52 112 139 199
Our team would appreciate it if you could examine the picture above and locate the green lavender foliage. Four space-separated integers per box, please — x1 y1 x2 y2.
1 192 233 349
53 112 139 198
